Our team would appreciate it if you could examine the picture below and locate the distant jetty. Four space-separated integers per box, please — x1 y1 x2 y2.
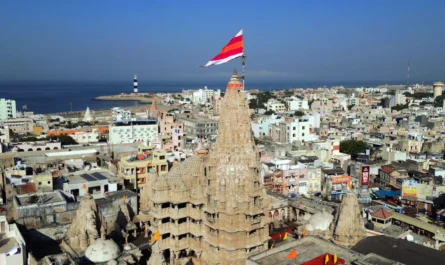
93 93 154 104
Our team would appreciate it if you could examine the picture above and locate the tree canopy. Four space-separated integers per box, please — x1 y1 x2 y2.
294 110 305 117
340 140 369 160
249 92 276 109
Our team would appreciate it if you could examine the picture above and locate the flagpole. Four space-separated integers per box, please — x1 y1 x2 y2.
241 55 246 89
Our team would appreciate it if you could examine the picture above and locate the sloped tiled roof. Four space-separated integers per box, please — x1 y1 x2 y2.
371 208 393 219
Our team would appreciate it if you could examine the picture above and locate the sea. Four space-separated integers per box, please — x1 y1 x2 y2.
0 80 399 114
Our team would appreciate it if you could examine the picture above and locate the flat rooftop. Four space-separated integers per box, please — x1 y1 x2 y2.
248 236 362 265
66 170 117 184
15 191 66 206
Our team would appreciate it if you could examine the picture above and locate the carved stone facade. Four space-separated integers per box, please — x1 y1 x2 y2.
332 192 366 247
64 193 107 252
142 70 270 265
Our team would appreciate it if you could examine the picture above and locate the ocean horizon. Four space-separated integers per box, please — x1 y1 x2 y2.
0 79 411 114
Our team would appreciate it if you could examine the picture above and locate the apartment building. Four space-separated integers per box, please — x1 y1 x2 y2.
0 98 17 120
108 120 158 144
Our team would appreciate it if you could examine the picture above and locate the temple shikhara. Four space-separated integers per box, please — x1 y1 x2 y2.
140 69 270 265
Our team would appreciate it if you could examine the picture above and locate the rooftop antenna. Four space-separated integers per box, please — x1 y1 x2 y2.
406 60 411 88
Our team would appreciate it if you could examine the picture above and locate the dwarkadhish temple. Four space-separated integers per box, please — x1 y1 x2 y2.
140 69 270 265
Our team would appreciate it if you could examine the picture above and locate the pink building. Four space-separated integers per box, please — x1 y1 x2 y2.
311 99 334 115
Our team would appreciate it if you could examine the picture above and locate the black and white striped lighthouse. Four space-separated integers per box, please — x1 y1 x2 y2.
133 75 138 93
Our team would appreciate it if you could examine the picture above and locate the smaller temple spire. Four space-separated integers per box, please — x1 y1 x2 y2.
233 68 238 76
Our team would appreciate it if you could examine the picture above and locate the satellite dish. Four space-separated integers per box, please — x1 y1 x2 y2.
406 234 414 242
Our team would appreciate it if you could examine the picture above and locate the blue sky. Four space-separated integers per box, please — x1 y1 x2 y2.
1 0 445 83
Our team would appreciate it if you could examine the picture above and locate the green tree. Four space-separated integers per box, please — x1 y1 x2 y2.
284 90 294 97
47 135 78 145
308 100 315 109
294 110 305 117
340 140 369 160
391 103 409 111
434 94 445 107
347 104 355 110
249 92 276 109
264 110 275 115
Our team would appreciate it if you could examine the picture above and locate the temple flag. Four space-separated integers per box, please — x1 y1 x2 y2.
283 233 288 241
286 249 297 259
82 184 87 190
151 230 160 243
334 253 338 264
201 29 243 67
325 254 329 264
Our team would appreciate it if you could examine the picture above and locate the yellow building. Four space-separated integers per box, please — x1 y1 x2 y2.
118 144 168 189
32 125 45 136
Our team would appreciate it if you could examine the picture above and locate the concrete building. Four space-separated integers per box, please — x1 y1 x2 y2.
108 120 158 144
70 130 100 144
11 141 61 152
265 99 286 112
177 114 218 140
0 125 10 143
285 96 309 111
311 99 334 115
111 107 132 121
0 118 33 134
142 70 269 265
0 98 17 120
62 170 119 200
118 144 168 189
0 215 26 265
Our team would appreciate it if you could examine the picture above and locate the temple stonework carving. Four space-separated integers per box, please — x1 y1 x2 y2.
332 192 367 247
65 193 107 251
142 70 270 265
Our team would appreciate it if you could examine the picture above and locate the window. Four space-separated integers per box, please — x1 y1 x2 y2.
48 181 51 184
39 182 42 185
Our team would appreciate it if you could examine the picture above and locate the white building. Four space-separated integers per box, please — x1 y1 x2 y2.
286 118 316 143
71 130 100 144
0 215 26 265
0 126 10 143
0 99 16 120
112 107 132 121
251 114 282 138
189 87 221 105
265 99 286 113
394 91 407 105
108 120 158 144
285 97 309 111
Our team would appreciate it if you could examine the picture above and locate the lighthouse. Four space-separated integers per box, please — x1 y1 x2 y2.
133 75 138 93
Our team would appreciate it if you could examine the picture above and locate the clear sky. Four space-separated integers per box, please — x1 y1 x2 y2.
1 0 445 83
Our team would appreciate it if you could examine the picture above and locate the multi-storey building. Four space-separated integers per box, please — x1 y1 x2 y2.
0 125 10 143
285 96 309 111
143 70 269 265
111 107 132 121
108 120 158 144
118 144 168 189
0 98 17 120
265 99 286 112
0 118 33 134
177 114 218 140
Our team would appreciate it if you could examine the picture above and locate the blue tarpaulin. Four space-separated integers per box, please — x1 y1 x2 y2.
372 190 400 198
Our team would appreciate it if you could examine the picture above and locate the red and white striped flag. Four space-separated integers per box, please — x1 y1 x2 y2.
201 29 243 68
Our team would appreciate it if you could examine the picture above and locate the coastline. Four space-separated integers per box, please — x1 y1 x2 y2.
93 94 154 104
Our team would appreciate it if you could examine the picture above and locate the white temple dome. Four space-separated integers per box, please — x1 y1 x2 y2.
85 239 121 263
305 212 333 232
